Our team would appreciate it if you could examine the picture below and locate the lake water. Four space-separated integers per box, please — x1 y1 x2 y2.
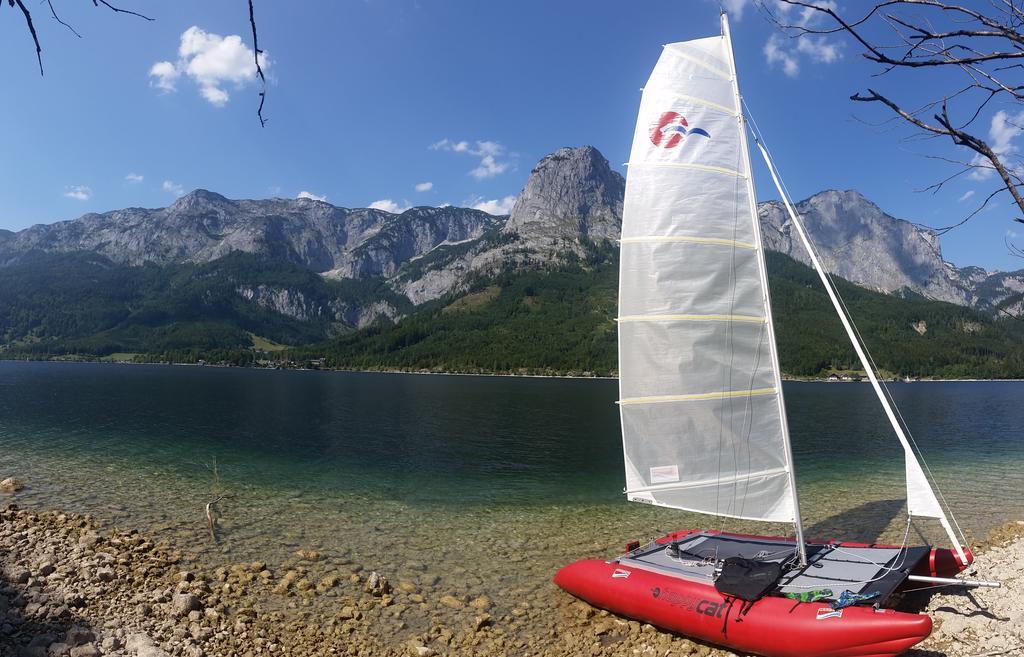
1 361 1022 638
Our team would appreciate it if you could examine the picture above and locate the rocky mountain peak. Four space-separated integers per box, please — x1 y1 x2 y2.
167 189 234 214
504 145 624 243
759 188 968 304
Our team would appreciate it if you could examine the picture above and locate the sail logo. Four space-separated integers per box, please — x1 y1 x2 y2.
650 111 710 148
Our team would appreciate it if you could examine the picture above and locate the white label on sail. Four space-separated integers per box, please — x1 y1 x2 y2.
618 35 796 524
650 465 680 484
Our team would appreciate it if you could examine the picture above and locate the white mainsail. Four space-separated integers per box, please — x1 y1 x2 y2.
618 24 800 527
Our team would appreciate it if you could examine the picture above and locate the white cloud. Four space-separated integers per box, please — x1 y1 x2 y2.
125 173 144 184
149 26 267 107
431 138 513 179
990 110 1024 153
969 110 1024 180
958 190 975 202
414 181 433 192
149 60 179 91
63 185 92 201
764 35 799 77
297 190 327 202
469 195 517 215
431 139 469 153
369 199 411 213
765 2 841 77
796 35 840 64
162 180 185 196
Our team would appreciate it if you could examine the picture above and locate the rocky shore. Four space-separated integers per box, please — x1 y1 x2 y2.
1 505 1021 657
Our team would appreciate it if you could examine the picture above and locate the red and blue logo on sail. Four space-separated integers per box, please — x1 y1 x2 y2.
650 111 710 148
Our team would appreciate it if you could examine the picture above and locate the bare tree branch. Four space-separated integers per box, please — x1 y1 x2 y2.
771 0 1024 238
91 0 153 22
248 0 267 128
14 0 43 75
47 0 82 38
11 1 268 127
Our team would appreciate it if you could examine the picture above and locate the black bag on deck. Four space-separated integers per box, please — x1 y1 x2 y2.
714 557 782 602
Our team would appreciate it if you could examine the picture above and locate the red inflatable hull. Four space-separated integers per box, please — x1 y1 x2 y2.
554 530 970 657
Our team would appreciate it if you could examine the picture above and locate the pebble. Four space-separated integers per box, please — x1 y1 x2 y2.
0 477 24 492
439 595 465 610
1 504 1020 657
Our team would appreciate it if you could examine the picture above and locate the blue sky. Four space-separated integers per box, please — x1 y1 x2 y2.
1 0 1021 271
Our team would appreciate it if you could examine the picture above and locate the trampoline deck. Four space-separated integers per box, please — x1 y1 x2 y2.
618 531 930 604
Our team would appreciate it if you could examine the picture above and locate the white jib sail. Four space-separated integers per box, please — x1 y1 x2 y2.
618 28 799 524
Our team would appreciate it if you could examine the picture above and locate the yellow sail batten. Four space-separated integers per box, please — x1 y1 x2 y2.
662 45 731 80
619 236 757 250
670 94 736 116
617 314 765 324
618 388 778 406
625 161 746 178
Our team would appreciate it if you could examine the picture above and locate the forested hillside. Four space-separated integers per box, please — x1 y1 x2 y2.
3 247 1023 378
289 251 1024 378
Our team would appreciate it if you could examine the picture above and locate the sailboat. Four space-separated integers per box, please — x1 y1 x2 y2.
554 13 998 657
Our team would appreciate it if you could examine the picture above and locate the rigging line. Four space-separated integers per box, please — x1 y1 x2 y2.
737 135 761 519
716 157 745 523
725 122 745 522
786 192 968 547
826 279 969 546
740 96 969 548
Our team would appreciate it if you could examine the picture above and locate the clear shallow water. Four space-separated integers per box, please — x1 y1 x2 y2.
0 362 1022 631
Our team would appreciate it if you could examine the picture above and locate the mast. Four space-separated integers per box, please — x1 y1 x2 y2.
753 140 969 566
721 12 807 567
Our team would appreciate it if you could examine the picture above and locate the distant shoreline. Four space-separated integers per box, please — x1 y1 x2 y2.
3 356 1024 383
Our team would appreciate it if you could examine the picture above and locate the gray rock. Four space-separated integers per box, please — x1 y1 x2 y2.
46 644 71 657
182 644 205 657
65 627 95 647
364 571 390 597
78 532 99 548
125 633 170 657
68 645 100 657
0 477 24 492
169 593 201 617
4 565 30 584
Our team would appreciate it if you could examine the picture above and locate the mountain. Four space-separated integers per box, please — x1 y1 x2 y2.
504 145 624 245
758 190 1024 312
759 190 970 304
2 145 1024 376
2 190 502 279
2 147 1018 313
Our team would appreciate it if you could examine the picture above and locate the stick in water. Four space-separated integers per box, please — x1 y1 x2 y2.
206 495 224 542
